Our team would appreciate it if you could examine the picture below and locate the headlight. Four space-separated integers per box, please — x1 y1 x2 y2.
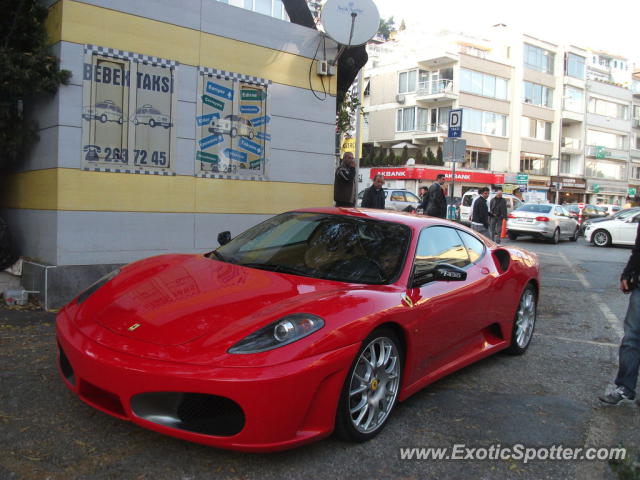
76 269 120 304
228 314 324 354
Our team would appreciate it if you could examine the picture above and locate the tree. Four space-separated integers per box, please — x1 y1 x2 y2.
415 149 424 164
377 17 396 41
425 147 437 165
0 0 70 171
400 145 409 164
436 146 444 166
375 148 386 166
336 86 361 138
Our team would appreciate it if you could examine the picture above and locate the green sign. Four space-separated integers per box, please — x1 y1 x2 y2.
196 151 219 164
629 187 637 196
241 89 266 101
201 95 225 111
592 184 600 193
516 173 529 185
595 146 606 159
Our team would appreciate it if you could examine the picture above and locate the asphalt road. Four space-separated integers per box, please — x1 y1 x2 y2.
1 237 639 480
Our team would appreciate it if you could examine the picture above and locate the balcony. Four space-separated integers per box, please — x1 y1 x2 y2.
561 137 582 154
586 145 629 161
416 80 457 104
411 123 448 143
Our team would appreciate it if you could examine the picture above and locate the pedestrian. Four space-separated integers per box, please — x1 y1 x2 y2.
361 174 386 209
333 152 356 207
489 188 508 244
418 186 428 213
425 174 447 218
599 221 640 405
470 187 490 237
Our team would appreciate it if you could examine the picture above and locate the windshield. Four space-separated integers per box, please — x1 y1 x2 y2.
517 204 552 214
210 212 411 284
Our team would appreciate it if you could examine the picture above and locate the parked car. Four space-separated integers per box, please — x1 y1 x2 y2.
582 207 640 231
56 208 540 451
460 191 523 225
357 188 421 211
564 204 608 233
596 204 622 216
132 104 172 128
507 203 579 243
584 210 640 247
82 100 124 124
209 114 256 139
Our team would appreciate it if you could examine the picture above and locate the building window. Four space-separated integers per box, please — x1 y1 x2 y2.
462 108 508 136
520 153 550 175
563 86 584 112
523 81 553 108
396 107 416 131
460 68 508 100
565 53 585 79
521 117 552 141
586 159 627 180
587 129 627 150
398 70 417 94
235 0 287 19
464 148 490 170
630 165 640 180
524 43 555 74
196 74 270 176
81 51 176 171
588 97 629 120
560 154 571 174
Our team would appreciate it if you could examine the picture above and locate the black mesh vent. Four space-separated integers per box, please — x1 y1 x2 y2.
58 343 75 385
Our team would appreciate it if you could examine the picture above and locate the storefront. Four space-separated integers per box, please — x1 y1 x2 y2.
549 176 587 204
586 179 628 206
363 167 504 197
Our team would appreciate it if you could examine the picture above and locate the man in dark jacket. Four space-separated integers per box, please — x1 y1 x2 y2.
361 174 385 209
489 188 508 243
425 174 447 218
418 186 428 213
471 187 490 236
599 221 640 404
333 152 356 207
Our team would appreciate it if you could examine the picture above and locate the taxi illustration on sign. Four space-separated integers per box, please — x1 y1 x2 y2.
132 104 172 129
82 100 124 124
209 114 256 139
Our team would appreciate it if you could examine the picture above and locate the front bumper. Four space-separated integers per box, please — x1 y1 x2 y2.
56 310 358 452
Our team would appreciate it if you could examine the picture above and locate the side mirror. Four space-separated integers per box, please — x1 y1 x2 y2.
568 212 577 219
217 231 231 246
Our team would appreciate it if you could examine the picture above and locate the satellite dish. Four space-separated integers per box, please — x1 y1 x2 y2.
320 0 381 47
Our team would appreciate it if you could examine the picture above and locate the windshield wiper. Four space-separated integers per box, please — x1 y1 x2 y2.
239 262 312 277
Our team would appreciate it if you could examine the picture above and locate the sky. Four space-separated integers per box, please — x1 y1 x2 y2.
371 0 638 66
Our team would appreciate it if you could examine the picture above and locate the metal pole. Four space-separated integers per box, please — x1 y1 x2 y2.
354 68 363 189
449 139 457 220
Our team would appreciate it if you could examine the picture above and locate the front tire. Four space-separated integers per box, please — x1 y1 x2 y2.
506 285 537 355
335 328 402 442
570 227 579 242
549 228 560 244
592 229 611 247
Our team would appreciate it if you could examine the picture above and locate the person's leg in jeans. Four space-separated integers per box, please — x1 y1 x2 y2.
615 288 640 396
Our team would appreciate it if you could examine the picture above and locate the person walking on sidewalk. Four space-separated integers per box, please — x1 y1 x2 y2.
470 187 490 237
361 174 386 209
489 188 508 244
599 221 640 405
333 152 356 207
425 174 447 218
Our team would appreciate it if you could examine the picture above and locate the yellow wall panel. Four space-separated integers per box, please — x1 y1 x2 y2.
2 170 332 214
52 0 336 94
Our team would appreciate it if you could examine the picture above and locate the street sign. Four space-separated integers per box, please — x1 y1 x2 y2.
443 138 466 163
516 173 529 185
448 109 462 138
578 203 585 209
595 146 606 159
593 184 600 193
629 187 637 196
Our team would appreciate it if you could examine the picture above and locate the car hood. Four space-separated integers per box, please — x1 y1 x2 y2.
67 254 368 364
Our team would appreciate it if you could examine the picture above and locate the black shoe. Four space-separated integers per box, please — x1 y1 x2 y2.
599 386 635 405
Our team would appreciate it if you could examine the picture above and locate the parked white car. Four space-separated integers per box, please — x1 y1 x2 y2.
460 190 523 225
357 188 421 211
584 211 640 247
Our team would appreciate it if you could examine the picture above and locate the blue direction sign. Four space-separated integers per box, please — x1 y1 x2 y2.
448 109 462 138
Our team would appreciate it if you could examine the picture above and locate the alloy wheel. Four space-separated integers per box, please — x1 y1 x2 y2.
515 288 536 349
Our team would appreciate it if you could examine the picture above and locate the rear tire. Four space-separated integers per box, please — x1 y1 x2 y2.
549 228 560 244
335 328 402 442
506 285 537 355
508 231 518 241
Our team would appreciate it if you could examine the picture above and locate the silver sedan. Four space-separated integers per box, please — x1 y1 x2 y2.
507 203 579 244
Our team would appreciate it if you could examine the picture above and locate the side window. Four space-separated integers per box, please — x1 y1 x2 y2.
414 226 471 272
406 192 421 203
457 230 485 263
462 194 476 207
390 191 404 201
554 207 563 216
513 198 522 210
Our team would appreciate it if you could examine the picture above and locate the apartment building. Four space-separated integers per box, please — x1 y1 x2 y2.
361 27 635 205
630 71 640 196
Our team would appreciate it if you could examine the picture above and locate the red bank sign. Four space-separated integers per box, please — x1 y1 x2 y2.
370 167 504 184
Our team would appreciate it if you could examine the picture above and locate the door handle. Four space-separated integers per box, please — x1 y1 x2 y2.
480 267 490 275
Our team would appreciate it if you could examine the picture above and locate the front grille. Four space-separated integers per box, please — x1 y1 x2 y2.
57 343 75 385
79 380 127 418
131 392 245 436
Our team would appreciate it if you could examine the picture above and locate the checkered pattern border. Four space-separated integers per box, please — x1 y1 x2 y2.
83 167 176 176
84 45 178 68
199 67 271 86
197 172 265 181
